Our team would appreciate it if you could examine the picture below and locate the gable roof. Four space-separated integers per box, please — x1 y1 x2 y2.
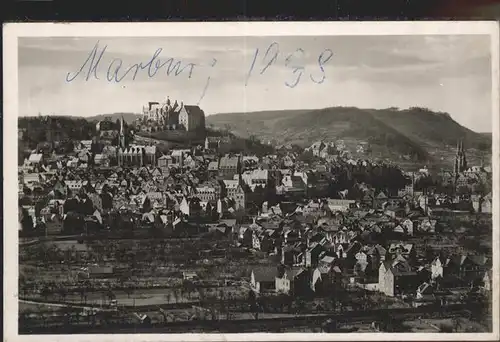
208 161 219 171
28 154 43 163
223 180 239 189
220 155 239 168
376 191 388 199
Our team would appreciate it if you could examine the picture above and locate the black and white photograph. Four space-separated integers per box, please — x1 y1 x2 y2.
3 22 499 340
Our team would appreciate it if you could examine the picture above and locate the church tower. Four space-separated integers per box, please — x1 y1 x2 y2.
454 140 467 179
460 140 467 172
119 116 126 149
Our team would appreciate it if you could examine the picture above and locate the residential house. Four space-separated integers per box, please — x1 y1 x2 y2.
183 154 197 169
250 267 278 293
374 191 389 209
157 154 172 173
378 257 417 297
388 243 416 263
22 173 42 187
44 214 64 234
307 141 326 157
401 219 414 236
327 199 356 213
65 180 89 192
416 217 435 233
281 175 306 196
311 256 342 294
281 245 305 266
241 168 270 191
482 269 492 292
205 136 222 150
415 282 435 302
28 153 44 165
207 161 219 178
282 155 294 168
480 193 492 213
431 254 489 285
275 266 309 296
94 154 109 167
305 242 326 267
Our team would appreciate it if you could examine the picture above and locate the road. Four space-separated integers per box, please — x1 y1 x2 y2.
19 299 105 312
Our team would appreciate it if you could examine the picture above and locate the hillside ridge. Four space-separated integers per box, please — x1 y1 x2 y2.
206 106 491 165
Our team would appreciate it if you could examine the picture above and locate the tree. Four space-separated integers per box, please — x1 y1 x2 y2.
142 197 152 213
107 289 116 302
457 185 471 196
299 150 315 163
57 286 68 302
124 286 134 299
477 142 490 151
62 305 73 326
173 289 180 304
40 285 51 301
20 208 34 233
234 208 246 224
247 290 259 319
183 280 196 300
452 318 463 332
78 287 87 304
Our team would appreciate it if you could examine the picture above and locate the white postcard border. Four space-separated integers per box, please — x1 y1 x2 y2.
3 21 499 342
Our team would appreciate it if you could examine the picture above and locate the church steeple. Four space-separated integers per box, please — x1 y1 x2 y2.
119 116 126 149
454 139 467 178
460 141 467 171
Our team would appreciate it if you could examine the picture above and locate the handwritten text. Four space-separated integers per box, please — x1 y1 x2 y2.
65 40 334 105
245 42 334 88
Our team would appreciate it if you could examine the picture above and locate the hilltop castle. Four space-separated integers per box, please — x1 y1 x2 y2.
141 97 205 132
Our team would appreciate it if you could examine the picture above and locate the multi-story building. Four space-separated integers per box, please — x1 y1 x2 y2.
223 179 247 210
194 186 219 202
117 145 156 167
219 155 241 180
241 168 270 190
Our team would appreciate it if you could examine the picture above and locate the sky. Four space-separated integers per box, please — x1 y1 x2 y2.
18 35 493 132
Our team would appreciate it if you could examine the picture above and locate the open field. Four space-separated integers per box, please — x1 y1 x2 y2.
19 237 275 310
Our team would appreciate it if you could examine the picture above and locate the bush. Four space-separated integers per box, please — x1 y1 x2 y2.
438 323 454 332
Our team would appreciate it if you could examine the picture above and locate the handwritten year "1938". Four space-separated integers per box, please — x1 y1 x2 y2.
245 42 334 88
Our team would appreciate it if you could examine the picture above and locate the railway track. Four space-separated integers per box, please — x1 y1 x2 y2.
20 303 478 334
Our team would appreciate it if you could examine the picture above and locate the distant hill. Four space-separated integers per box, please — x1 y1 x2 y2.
87 113 142 124
207 106 491 164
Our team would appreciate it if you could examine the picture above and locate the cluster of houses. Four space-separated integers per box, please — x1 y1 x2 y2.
246 200 492 303
18 131 492 306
